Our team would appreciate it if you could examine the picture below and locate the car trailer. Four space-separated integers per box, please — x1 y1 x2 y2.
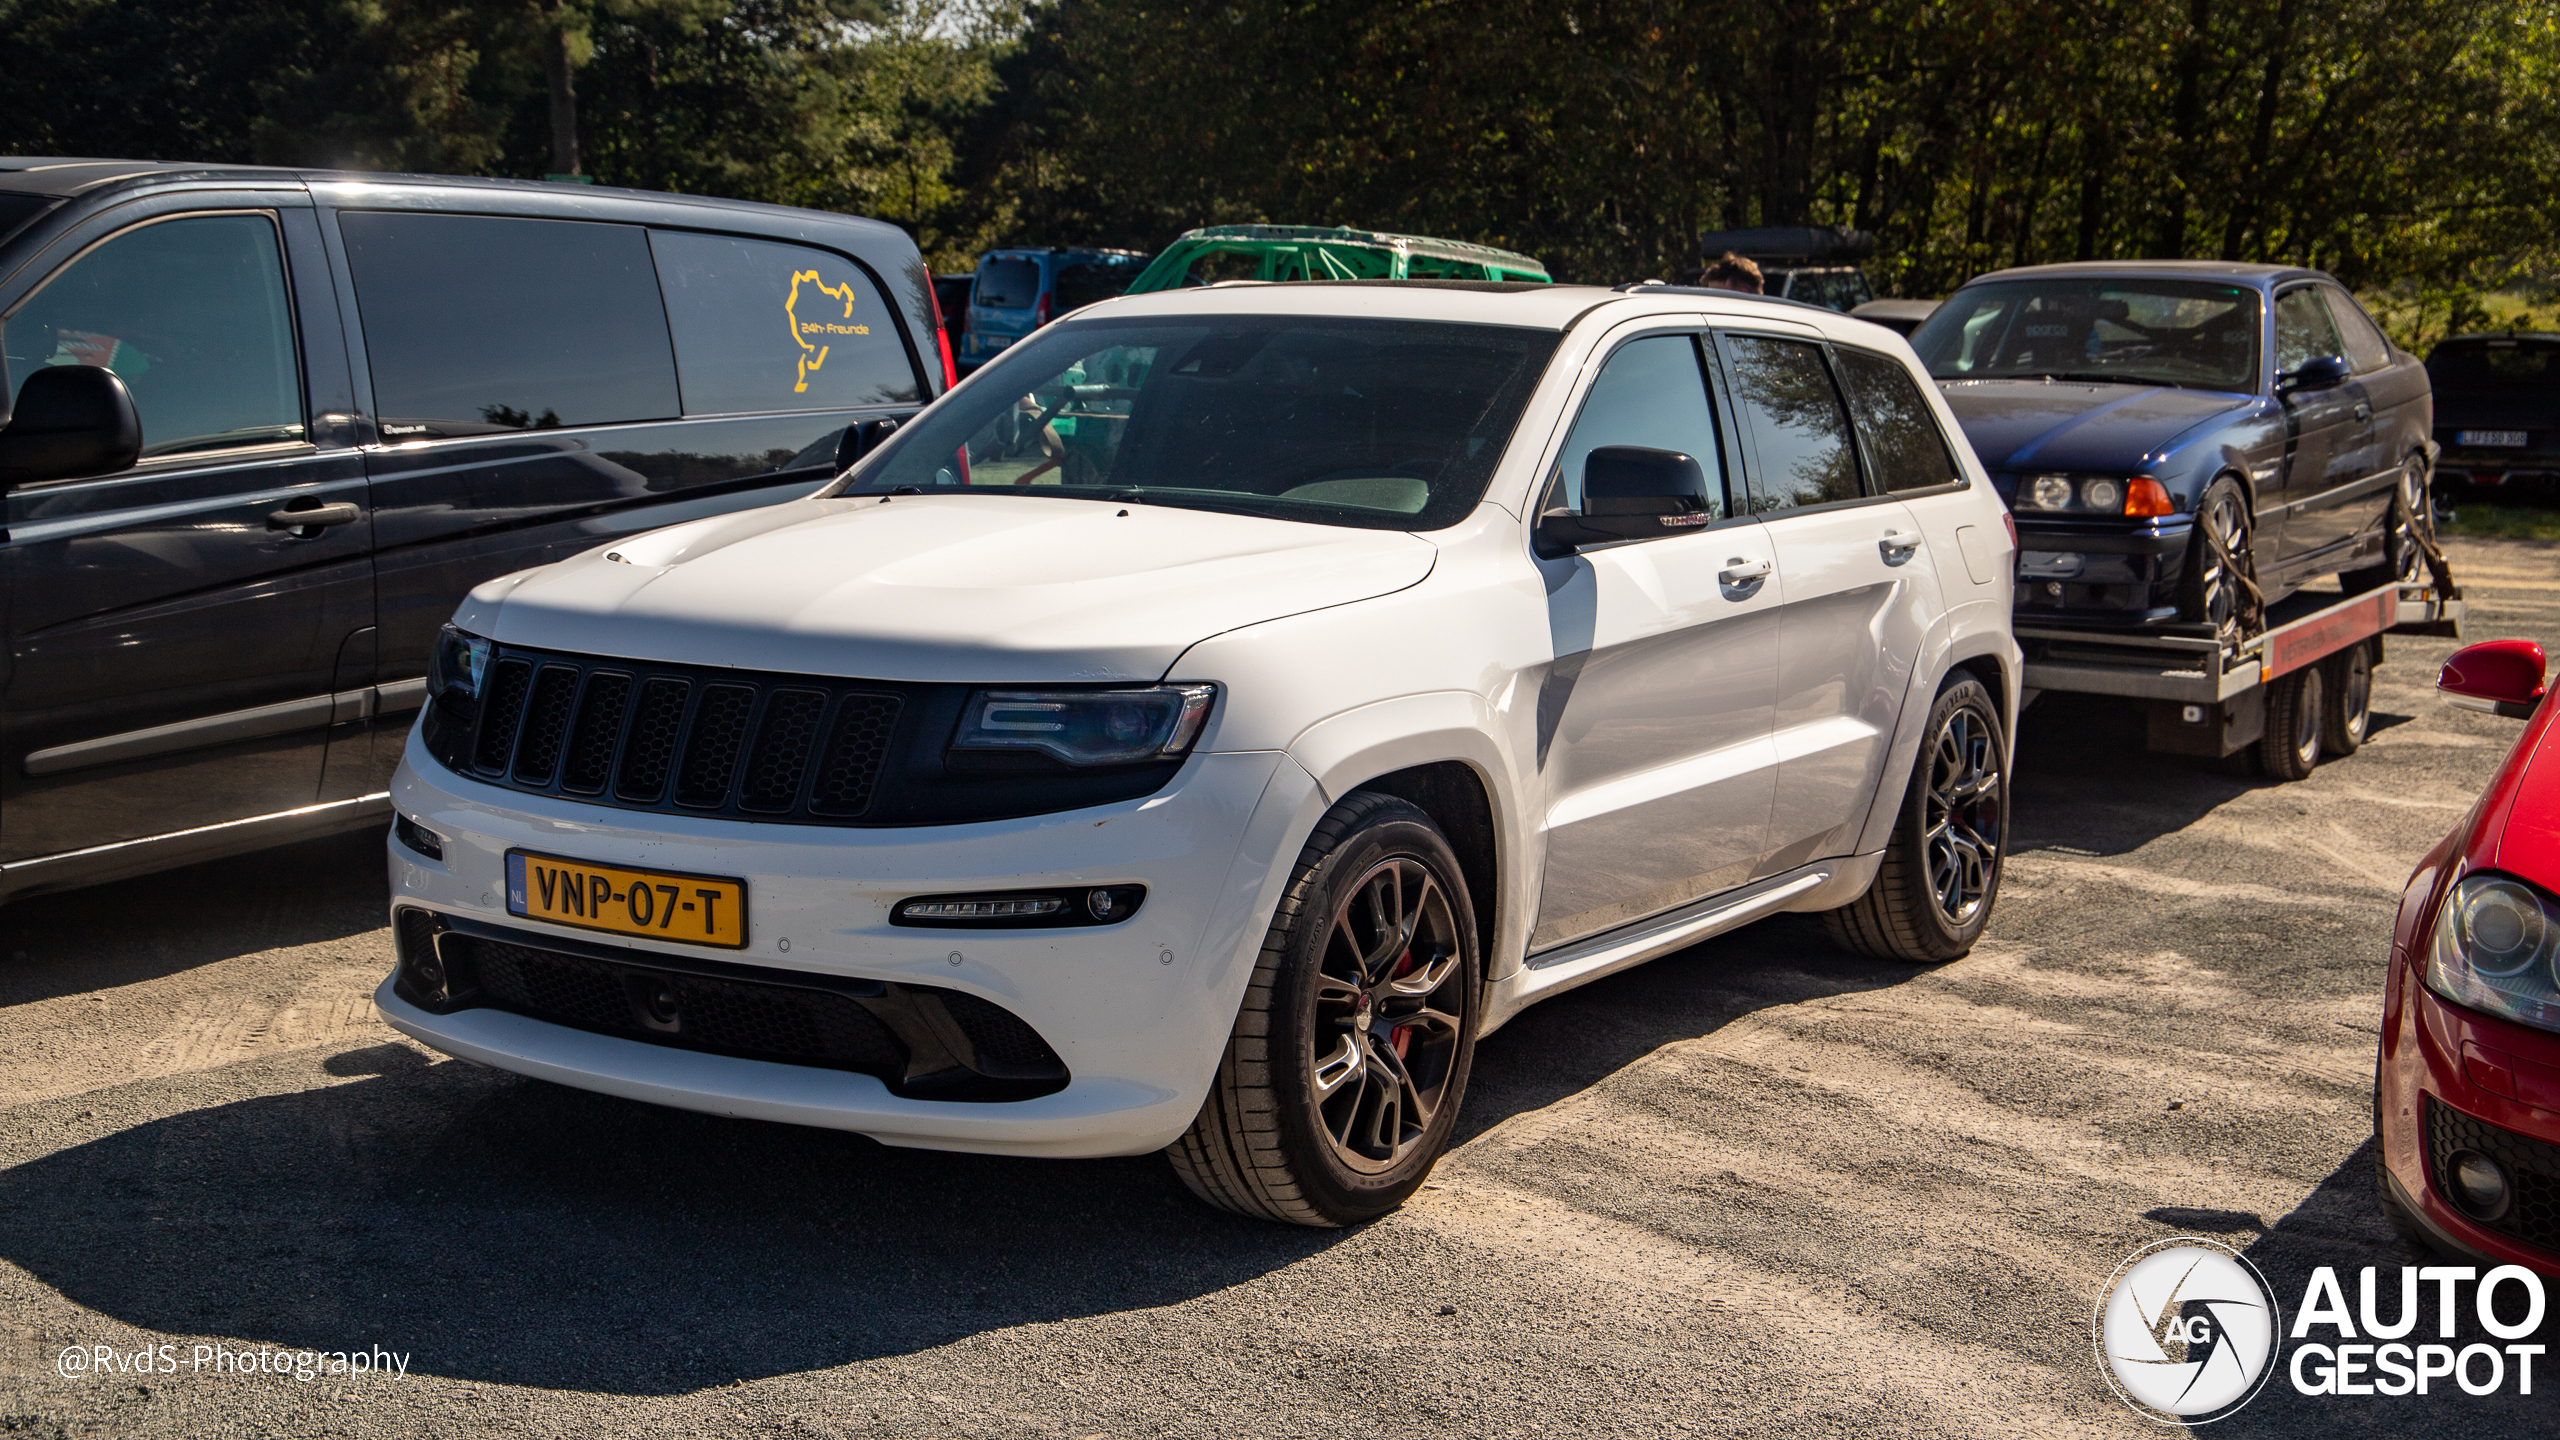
2016 568 2465 782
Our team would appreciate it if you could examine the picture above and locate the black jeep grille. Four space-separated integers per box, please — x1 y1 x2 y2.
395 913 1068 1102
442 646 904 824
2426 1095 2560 1254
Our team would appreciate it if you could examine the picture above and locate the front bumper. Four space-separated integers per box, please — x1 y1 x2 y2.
2378 970 2560 1274
379 728 1321 1158
2009 516 2193 627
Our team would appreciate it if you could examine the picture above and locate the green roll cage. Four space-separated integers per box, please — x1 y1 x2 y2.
1125 224 1550 293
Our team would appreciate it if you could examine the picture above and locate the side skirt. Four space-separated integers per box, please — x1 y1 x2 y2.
0 792 392 905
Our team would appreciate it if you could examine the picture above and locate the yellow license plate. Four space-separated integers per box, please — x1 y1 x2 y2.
505 850 747 948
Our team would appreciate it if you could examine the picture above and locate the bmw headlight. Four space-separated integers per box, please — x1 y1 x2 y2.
2424 871 2560 1035
952 685 1216 765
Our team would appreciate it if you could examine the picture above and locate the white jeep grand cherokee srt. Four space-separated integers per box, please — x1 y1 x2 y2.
377 281 2019 1226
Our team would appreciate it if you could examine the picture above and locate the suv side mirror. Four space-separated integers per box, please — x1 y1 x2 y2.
0 365 143 486
2277 354 2351 395
834 416 902 470
2440 639 2547 719
1533 446 1713 557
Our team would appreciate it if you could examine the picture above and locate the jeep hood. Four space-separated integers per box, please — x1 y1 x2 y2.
1938 379 2259 474
459 493 1439 683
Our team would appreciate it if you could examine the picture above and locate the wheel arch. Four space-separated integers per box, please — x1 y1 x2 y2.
1349 761 1499 974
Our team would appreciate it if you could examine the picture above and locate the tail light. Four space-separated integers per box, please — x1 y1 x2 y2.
925 282 959 393
1033 292 1053 328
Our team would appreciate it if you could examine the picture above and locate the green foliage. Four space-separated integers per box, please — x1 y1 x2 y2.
2 0 2555 292
2444 502 2560 541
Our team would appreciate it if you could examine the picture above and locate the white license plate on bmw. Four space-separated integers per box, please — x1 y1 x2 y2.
2458 430 2528 447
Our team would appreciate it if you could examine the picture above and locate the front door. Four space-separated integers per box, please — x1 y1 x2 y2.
1716 330 1942 870
2271 284 2373 563
0 204 373 862
1532 329 1780 952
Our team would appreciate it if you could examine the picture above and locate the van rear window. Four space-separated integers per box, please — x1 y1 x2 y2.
650 230 921 415
975 257 1040 309
2428 342 2558 392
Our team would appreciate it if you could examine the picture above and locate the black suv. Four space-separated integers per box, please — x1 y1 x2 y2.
0 160 944 901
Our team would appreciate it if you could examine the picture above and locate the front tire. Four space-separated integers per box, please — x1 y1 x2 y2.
1169 791 1480 1226
2178 477 2261 648
1823 678 2008 963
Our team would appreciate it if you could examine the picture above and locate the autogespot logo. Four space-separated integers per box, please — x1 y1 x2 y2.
2095 1237 2282 1424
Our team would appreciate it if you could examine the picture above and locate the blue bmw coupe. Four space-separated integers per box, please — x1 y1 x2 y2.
1910 262 2433 645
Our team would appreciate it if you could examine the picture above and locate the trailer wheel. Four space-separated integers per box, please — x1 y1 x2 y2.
2260 664 2325 781
2321 641 2374 756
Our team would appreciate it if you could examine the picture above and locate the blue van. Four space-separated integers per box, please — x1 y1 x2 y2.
959 248 1146 372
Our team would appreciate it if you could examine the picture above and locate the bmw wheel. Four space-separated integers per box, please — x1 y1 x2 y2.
1823 677 2007 964
1170 790 1480 1226
2179 477 2261 649
2346 455 2434 593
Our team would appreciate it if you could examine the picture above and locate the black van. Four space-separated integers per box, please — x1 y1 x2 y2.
0 160 946 902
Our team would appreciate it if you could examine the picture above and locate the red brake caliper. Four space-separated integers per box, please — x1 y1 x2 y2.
1388 947 1416 1058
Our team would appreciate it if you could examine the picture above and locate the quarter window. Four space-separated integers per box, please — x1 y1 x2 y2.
1833 348 1960 493
650 230 920 415
1549 334 1727 518
1721 334 1864 512
2321 288 2393 373
2 213 302 460
340 212 681 439
2274 287 2346 375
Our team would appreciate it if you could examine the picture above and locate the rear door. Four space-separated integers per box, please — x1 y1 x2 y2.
1715 327 1943 871
329 207 925 794
1531 326 1781 951
0 196 374 862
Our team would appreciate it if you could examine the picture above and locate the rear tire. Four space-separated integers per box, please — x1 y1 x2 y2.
2344 455 2434 594
2259 664 2325 781
1168 791 1480 1226
1823 678 2007 963
2321 641 2374 757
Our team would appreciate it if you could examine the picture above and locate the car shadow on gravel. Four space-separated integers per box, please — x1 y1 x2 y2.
2212 1141 2558 1436
0 913 1930 1394
0 826 390 1008
2011 692 2265 858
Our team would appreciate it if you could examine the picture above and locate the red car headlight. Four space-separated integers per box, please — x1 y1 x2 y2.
2424 870 2560 1035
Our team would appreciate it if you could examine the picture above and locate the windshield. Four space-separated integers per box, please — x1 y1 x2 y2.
830 316 1561 530
1912 278 2262 391
2428 340 2559 393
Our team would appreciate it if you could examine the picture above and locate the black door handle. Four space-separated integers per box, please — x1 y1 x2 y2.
268 501 362 533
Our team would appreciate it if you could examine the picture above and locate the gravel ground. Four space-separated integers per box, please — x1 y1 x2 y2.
2 536 2557 1439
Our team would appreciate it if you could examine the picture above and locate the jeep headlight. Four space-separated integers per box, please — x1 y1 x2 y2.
428 625 491 707
951 685 1215 765
2424 871 2560 1036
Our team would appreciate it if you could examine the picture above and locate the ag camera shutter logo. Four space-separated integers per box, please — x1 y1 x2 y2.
2095 1237 2281 1423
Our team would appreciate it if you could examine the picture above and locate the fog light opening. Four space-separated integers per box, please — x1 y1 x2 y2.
2448 1148 2512 1222
393 813 445 862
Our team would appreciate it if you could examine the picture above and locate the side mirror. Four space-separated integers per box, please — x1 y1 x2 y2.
2277 354 2351 395
1533 446 1713 557
834 416 902 470
2440 639 2546 719
0 365 142 485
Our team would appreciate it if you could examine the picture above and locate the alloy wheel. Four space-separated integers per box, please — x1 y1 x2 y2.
1309 855 1466 1175
1924 706 2003 926
2198 485 2253 645
2392 459 2432 585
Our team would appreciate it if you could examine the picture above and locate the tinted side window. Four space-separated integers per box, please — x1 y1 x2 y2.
1834 348 1960 492
340 212 679 438
975 257 1040 309
1053 260 1136 315
650 230 920 414
1549 334 1726 518
2321 288 2393 373
1721 334 1863 511
2274 287 2345 375
3 213 302 459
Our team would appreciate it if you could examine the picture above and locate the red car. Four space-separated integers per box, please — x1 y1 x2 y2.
2377 637 2560 1271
